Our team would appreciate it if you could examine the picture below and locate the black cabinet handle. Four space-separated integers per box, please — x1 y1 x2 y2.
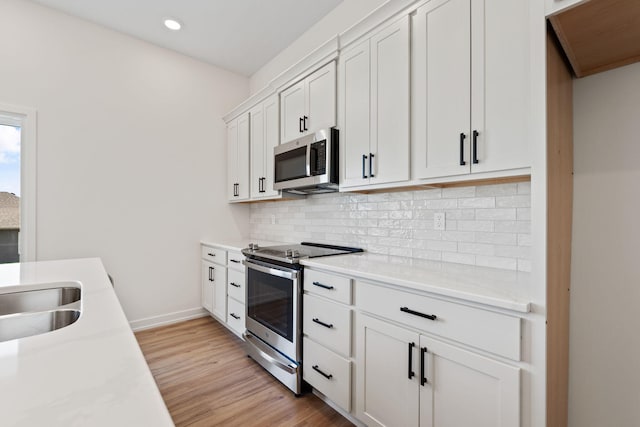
230 282 240 288
312 318 334 329
208 266 214 282
459 133 467 166
408 342 416 379
299 117 304 133
207 253 216 257
369 153 375 178
472 130 479 164
362 154 368 179
420 347 428 386
303 115 308 131
230 313 240 320
400 306 437 321
312 365 333 380
312 281 334 290
229 259 241 264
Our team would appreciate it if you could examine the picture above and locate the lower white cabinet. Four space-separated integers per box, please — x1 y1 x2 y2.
201 244 245 338
201 256 226 321
302 268 354 413
355 312 520 427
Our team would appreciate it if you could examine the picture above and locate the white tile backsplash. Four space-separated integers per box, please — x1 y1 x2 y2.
249 183 532 272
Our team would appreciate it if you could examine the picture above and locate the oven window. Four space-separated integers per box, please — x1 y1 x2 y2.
247 268 294 342
275 146 307 182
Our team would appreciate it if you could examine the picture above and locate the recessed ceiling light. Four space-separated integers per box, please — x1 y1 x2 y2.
163 18 182 31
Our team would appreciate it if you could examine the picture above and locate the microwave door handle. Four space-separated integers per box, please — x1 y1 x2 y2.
306 143 311 177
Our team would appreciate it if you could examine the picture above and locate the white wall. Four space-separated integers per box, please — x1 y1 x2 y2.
0 0 251 325
249 0 386 93
570 62 640 426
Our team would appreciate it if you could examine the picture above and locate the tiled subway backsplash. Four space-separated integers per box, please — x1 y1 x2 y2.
249 182 531 272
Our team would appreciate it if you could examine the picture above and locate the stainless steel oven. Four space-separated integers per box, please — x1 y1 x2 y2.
242 258 303 394
241 242 363 395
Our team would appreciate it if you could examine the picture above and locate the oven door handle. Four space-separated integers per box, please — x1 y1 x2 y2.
243 331 298 374
243 259 299 280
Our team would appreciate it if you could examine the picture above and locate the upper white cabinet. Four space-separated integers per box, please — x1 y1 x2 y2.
339 16 410 188
249 95 280 199
227 113 250 202
280 62 336 143
411 0 531 180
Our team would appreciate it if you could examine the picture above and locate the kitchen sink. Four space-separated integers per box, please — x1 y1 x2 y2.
0 309 81 342
0 283 82 342
0 285 81 316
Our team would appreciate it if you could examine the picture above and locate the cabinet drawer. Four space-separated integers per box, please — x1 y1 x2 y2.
303 337 351 412
201 246 226 265
227 297 245 337
227 269 245 303
304 269 352 304
356 281 521 360
303 294 351 357
227 250 244 272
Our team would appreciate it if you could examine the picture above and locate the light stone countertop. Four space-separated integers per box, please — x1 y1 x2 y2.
301 252 532 313
0 258 173 427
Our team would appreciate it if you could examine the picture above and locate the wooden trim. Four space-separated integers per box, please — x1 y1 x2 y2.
347 175 530 195
546 27 574 427
549 0 640 78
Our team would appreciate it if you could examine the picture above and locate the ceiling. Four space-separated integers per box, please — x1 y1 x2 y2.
29 0 344 76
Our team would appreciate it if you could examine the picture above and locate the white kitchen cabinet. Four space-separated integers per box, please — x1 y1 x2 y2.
356 313 520 427
302 268 354 413
280 62 336 143
201 245 227 322
249 95 280 200
339 15 410 188
227 113 250 202
411 0 531 180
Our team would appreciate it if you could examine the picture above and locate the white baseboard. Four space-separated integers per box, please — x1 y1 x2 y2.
129 307 209 332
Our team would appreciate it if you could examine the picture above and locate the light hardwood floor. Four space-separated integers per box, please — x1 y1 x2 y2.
136 316 354 427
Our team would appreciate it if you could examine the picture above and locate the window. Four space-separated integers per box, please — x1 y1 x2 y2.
0 104 36 263
0 122 21 263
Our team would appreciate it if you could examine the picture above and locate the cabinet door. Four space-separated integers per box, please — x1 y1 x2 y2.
227 113 250 202
226 119 239 201
470 0 530 174
262 95 280 198
412 0 472 179
249 103 264 199
306 61 336 134
280 80 305 143
201 261 214 313
236 113 250 200
212 263 227 321
369 16 410 186
339 38 371 188
356 313 420 427
419 335 520 427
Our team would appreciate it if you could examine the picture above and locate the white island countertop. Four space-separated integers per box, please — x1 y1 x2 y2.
301 252 532 313
0 258 173 427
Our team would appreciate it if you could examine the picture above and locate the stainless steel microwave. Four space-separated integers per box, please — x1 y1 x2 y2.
273 128 338 194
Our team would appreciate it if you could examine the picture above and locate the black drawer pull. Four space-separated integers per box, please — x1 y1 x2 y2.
420 346 428 386
230 282 241 288
400 306 437 321
312 281 334 290
229 259 241 264
207 253 216 257
408 342 415 379
312 318 334 329
230 313 240 320
472 130 479 164
312 365 333 380
459 132 467 166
